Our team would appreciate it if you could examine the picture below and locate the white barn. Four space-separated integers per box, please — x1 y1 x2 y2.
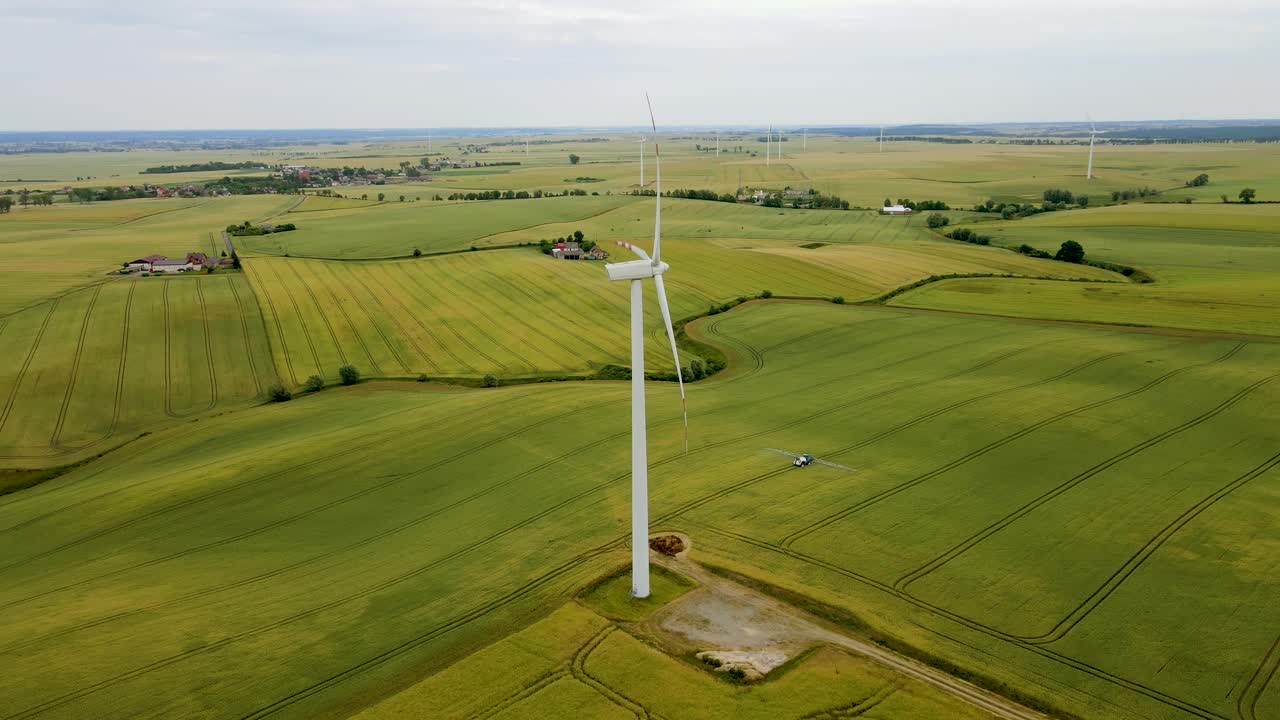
881 205 913 215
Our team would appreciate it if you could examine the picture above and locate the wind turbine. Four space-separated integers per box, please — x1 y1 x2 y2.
766 124 772 166
634 137 648 186
525 135 529 157
777 128 784 159
604 95 688 599
715 131 720 158
1086 115 1099 180
879 125 884 153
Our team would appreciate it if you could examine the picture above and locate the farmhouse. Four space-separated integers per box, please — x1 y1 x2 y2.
551 241 582 260
585 246 608 260
881 204 913 215
125 252 215 273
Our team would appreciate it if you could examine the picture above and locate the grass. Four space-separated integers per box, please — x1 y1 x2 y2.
0 274 277 467
0 195 295 314
352 600 994 720
894 202 1280 335
1 303 1277 719
241 236 1113 383
578 564 697 622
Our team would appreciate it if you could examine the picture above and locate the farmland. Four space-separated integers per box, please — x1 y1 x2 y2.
2 302 1278 719
0 275 276 466
893 203 1280 336
2 131 1279 720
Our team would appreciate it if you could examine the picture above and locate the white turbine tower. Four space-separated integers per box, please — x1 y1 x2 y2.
1086 116 1099 180
605 95 688 599
715 131 720 158
879 125 884 153
634 137 648 186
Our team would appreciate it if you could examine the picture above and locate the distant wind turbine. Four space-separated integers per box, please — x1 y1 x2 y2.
1086 115 1099 180
715 131 720 158
879 125 884 153
605 94 688 599
634 137 648 186
766 124 772 166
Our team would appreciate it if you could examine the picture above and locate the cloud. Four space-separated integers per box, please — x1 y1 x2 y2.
0 0 1275 129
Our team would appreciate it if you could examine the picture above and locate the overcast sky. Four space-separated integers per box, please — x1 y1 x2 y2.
3 0 1277 130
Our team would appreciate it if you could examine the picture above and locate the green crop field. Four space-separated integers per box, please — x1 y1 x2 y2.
893 203 1280 336
241 233 1114 382
2 302 1277 719
0 195 297 314
353 602 992 720
0 274 276 467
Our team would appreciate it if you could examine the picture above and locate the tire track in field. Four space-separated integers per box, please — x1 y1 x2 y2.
5 477 629 720
2 333 1062 715
162 281 179 418
244 261 299 385
0 392 624 604
0 300 58 435
392 263 510 371
227 276 264 397
49 285 102 450
361 264 466 373
1017 446 1280 646
502 269 628 358
451 268 592 369
322 264 409 374
432 266 560 370
894 374 1277 594
481 270 617 365
472 667 570 719
283 260 349 368
685 521 1229 720
573 626 653 719
779 342 1248 550
1237 630 1280 720
0 386 479 527
342 264 440 374
268 260 325 378
305 263 382 375
1 397 633 653
193 278 219 413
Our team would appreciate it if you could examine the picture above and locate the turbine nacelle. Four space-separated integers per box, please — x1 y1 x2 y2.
605 258 669 282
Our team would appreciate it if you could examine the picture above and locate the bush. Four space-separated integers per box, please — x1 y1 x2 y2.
701 656 723 668
759 289 772 299
303 375 324 392
338 365 360 385
482 374 499 387
416 374 428 383
412 248 422 257
926 212 949 229
831 296 845 304
267 383 292 402
727 667 747 681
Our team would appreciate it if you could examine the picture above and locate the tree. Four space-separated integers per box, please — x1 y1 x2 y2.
573 229 584 243
568 153 581 165
691 358 707 380
883 198 892 208
338 365 360 385
377 192 386 202
1186 173 1210 187
413 247 422 257
1055 240 1085 264
399 195 405 202
303 375 324 392
926 212 949 229
1077 195 1090 208
1239 188 1257 204
231 251 242 269
482 374 499 387
267 383 292 402
760 289 772 298
0 197 11 213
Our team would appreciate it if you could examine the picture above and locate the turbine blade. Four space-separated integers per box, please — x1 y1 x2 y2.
653 273 687 454
614 241 651 262
646 94 663 262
